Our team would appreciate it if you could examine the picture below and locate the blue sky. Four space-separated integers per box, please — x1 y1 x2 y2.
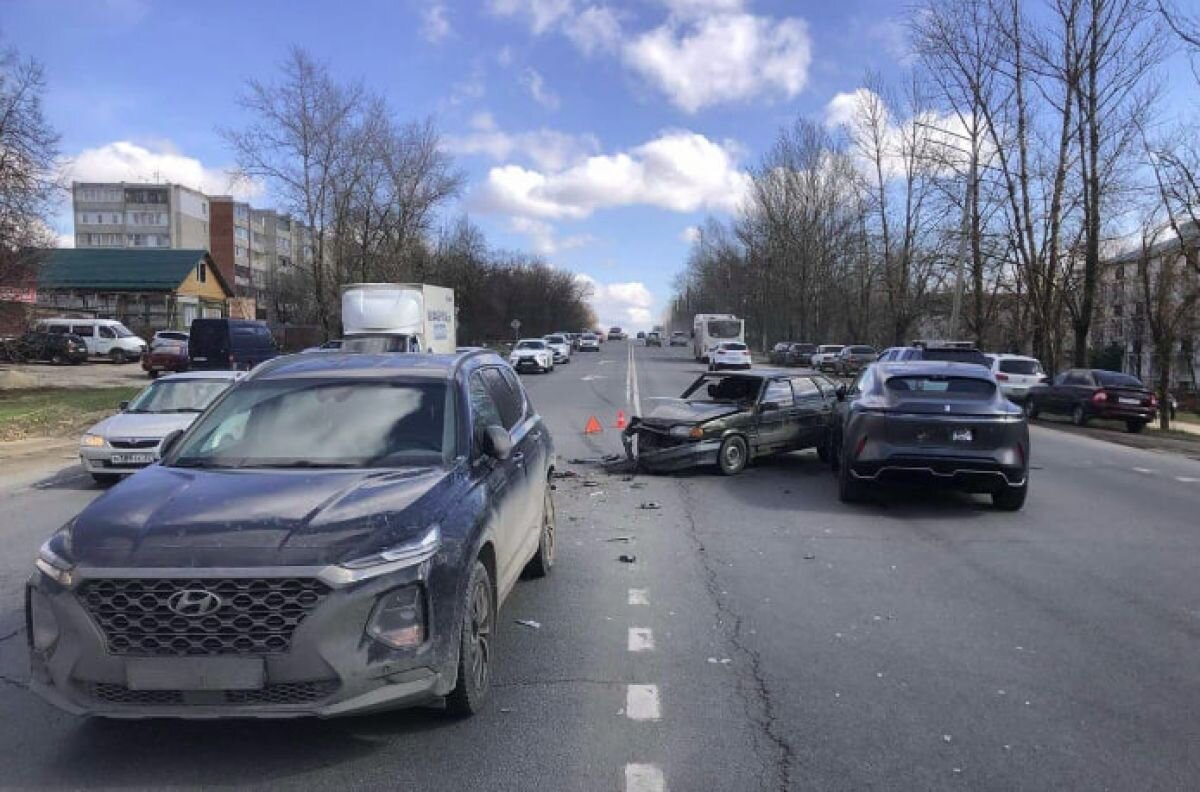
6 0 1194 328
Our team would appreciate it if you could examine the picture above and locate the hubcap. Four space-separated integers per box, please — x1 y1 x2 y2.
724 442 742 469
468 580 492 692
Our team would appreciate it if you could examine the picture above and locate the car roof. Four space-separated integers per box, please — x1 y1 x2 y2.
875 361 992 377
157 370 243 382
246 350 504 382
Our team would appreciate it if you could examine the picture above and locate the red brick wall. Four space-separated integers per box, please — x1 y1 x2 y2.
208 200 236 293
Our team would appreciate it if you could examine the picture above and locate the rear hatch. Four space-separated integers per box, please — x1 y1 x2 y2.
188 320 228 365
882 374 1013 451
995 358 1043 390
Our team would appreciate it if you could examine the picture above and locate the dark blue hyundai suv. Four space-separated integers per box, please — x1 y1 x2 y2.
27 350 556 718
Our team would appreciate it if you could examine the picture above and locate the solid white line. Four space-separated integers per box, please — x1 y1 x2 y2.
628 627 655 652
1177 476 1200 483
628 588 649 606
631 343 642 416
625 763 666 792
1132 467 1155 474
626 684 661 720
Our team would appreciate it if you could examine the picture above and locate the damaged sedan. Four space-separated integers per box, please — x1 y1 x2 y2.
623 370 838 475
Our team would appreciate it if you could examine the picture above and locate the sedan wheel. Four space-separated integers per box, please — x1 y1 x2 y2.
718 435 748 475
446 560 494 716
1071 405 1088 426
1024 400 1039 419
523 486 556 578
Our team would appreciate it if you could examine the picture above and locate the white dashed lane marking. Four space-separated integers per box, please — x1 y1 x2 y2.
625 763 666 792
1132 467 1155 475
626 684 661 721
1176 476 1200 483
628 588 649 606
628 627 655 652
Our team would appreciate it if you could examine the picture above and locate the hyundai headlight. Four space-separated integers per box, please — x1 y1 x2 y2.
323 525 442 585
36 523 76 587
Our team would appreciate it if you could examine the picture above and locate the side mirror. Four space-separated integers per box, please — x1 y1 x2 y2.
835 385 847 402
759 401 779 412
159 429 184 458
118 401 129 411
480 425 513 461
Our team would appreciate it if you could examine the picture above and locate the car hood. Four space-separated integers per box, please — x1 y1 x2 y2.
638 399 743 426
89 412 199 440
69 463 454 568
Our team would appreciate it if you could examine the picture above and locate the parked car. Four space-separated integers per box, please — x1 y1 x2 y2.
6 330 89 365
834 345 878 376
984 354 1046 403
768 342 793 365
142 339 189 378
645 331 663 347
669 331 689 347
877 345 990 367
784 343 818 367
153 330 190 345
623 369 837 475
608 327 625 341
301 339 344 353
28 350 557 718
1025 368 1157 432
543 334 571 364
37 318 146 364
188 318 278 371
829 362 1029 510
509 338 555 372
565 332 581 350
636 331 645 340
709 341 752 371
811 345 845 372
577 333 600 352
79 371 241 484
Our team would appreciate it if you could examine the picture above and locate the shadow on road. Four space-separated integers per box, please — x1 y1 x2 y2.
32 466 101 492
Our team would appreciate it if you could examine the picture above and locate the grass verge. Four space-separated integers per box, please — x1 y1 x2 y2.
0 387 141 442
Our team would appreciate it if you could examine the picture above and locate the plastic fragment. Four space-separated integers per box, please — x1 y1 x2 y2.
639 502 662 510
618 554 637 563
943 735 952 743
514 619 541 629
803 553 816 560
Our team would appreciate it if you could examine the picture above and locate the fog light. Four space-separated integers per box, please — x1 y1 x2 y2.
26 588 60 652
367 585 426 649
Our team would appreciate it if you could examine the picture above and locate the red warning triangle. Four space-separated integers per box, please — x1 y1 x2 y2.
584 416 603 434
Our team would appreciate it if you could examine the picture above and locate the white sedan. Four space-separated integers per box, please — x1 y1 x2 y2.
509 339 555 373
708 342 752 371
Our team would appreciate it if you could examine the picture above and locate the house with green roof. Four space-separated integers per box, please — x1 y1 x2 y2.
30 248 232 331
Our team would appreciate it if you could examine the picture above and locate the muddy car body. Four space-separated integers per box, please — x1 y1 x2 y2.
623 369 838 475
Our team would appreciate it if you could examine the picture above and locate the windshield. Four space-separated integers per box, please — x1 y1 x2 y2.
682 374 760 403
171 380 450 468
820 345 843 353
516 340 546 350
886 375 995 398
111 323 136 338
581 334 597 340
545 335 566 343
720 343 748 351
707 320 741 338
999 359 1043 376
126 378 233 413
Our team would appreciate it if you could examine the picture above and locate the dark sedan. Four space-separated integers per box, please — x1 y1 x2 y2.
768 342 793 365
27 350 557 719
829 362 1029 510
785 343 818 367
1025 368 1156 433
623 369 837 475
7 330 89 365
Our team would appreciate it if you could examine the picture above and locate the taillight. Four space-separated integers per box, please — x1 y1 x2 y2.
1149 395 1158 408
853 436 868 459
228 354 235 366
1091 390 1107 404
996 373 1009 381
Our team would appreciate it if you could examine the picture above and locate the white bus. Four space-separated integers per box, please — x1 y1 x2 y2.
693 314 745 362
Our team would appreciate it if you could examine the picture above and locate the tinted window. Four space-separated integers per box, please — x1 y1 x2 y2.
849 346 875 354
790 376 820 398
46 324 68 334
1095 371 1143 388
482 367 523 430
999 359 1042 376
1065 371 1093 386
71 325 95 337
886 376 995 398
707 320 741 338
763 379 794 407
791 344 816 353
98 326 116 339
920 348 989 365
722 342 748 351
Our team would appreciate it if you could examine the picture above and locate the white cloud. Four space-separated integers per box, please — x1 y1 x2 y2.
659 0 745 17
623 13 812 113
62 140 262 200
576 273 655 327
510 216 593 255
421 2 452 42
680 225 701 244
474 130 750 220
445 124 601 172
564 5 623 56
497 46 515 66
488 0 574 34
523 68 560 110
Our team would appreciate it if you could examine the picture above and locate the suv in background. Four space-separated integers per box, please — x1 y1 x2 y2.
768 342 794 365
7 330 89 365
669 331 689 347
811 345 845 372
608 327 625 340
785 343 818 367
877 344 990 367
834 345 878 376
188 318 278 371
985 354 1046 403
646 331 663 346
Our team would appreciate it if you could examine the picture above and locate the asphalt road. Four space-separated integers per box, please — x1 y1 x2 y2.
2 341 1200 790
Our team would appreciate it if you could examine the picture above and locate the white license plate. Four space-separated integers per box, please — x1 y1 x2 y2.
952 428 974 443
110 453 156 465
1119 397 1140 406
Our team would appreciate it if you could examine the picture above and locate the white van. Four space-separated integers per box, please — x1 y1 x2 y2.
36 318 147 363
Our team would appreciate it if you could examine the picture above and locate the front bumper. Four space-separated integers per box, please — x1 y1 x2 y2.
26 558 462 719
622 425 721 472
511 357 550 370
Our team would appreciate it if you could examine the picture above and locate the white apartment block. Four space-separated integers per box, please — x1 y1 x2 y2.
73 182 210 250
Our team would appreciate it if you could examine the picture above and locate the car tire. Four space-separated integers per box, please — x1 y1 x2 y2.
148 370 159 379
1024 400 1039 420
109 349 126 364
1126 420 1145 434
91 473 120 486
837 447 867 503
718 435 748 476
992 483 1027 511
446 560 494 717
1071 404 1088 426
522 486 556 579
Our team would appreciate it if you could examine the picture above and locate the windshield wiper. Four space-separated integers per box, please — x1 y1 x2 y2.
238 460 362 469
171 457 233 469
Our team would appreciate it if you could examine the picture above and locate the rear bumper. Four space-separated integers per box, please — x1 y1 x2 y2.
1091 405 1156 422
711 362 751 370
850 455 1027 491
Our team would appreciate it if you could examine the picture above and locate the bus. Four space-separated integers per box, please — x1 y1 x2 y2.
693 314 745 362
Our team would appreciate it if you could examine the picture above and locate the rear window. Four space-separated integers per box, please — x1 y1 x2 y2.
546 335 566 343
516 340 546 350
886 376 996 398
849 346 875 354
1096 371 1143 388
920 348 989 365
71 325 95 337
721 343 748 351
999 359 1042 376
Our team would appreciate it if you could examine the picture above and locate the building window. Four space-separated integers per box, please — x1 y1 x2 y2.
197 261 207 283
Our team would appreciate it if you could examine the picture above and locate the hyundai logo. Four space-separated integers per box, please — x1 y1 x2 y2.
167 589 223 617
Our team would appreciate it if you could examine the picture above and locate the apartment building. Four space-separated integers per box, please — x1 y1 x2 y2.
208 196 310 312
72 182 210 250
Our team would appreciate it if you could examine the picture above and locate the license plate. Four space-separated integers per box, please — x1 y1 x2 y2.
126 657 264 691
952 428 974 443
110 453 156 465
1119 397 1140 405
